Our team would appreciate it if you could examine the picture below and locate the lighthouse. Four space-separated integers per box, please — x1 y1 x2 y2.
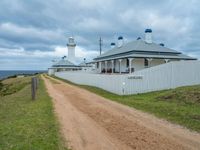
67 37 76 62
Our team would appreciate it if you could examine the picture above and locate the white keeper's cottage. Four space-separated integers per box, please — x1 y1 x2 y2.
52 29 200 95
93 29 196 74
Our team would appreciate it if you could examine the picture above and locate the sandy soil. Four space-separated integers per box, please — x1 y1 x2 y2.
42 75 200 150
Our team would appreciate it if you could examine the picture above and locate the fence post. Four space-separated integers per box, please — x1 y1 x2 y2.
35 77 39 90
31 77 37 100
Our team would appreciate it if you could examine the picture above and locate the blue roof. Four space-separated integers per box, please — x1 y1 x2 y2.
145 29 152 33
118 36 123 40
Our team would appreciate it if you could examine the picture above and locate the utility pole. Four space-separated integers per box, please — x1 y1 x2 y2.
99 37 103 55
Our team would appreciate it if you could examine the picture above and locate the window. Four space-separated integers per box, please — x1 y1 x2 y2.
144 59 148 67
69 38 74 43
97 62 99 68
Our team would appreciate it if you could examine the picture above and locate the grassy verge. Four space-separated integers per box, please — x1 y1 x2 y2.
52 75 200 132
0 76 68 150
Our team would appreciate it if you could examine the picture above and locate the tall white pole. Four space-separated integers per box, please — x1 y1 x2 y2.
99 62 101 73
147 58 153 67
128 58 133 74
165 59 170 63
105 61 107 73
111 60 114 73
119 59 122 74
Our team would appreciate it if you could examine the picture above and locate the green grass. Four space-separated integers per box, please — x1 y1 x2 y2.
0 76 68 150
52 75 200 132
0 77 30 96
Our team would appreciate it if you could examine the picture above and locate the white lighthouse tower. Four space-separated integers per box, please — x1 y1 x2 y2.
67 37 76 62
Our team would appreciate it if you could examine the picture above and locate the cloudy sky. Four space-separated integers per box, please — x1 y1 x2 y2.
0 0 199 70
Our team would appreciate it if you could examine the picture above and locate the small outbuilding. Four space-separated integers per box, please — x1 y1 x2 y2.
48 58 81 75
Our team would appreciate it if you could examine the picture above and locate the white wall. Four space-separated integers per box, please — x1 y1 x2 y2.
68 46 75 61
56 71 125 94
48 68 55 75
114 59 127 72
132 58 145 71
55 61 200 95
114 59 145 72
126 60 200 94
150 59 165 67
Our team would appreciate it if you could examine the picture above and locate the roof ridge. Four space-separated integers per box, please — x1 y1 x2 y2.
94 39 194 60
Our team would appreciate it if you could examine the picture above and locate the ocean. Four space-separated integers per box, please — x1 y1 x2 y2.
0 70 47 80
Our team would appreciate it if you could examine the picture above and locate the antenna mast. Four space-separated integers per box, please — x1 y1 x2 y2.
99 37 102 55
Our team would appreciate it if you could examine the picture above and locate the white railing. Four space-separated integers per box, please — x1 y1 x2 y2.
55 61 200 95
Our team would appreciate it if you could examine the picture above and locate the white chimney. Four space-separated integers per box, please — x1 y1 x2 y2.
110 42 116 49
67 37 76 61
159 43 165 46
118 36 124 47
145 29 152 43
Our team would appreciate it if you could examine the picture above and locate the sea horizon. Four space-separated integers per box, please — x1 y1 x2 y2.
0 70 47 80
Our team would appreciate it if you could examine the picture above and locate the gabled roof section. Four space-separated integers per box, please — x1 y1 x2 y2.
52 59 77 67
79 61 87 66
95 40 181 60
94 39 197 61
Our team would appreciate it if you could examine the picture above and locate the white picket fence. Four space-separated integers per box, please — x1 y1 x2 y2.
55 61 200 95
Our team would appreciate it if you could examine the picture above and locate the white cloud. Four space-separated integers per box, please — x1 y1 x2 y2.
0 45 98 60
119 9 192 35
75 46 99 58
0 45 99 69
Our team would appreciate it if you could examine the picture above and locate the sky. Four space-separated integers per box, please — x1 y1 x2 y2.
0 0 199 70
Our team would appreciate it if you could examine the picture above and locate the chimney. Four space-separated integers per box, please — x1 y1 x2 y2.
110 42 116 49
159 43 165 47
118 36 124 47
145 29 152 43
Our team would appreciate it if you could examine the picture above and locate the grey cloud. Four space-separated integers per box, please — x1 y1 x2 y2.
0 0 200 69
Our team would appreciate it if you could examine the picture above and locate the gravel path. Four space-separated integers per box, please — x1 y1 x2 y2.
43 76 200 150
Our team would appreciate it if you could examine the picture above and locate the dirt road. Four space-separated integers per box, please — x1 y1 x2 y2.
43 76 200 150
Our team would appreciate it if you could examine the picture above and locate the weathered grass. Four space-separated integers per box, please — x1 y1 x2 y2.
0 76 68 150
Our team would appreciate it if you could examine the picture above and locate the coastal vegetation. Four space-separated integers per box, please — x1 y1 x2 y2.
52 75 200 132
0 81 3 91
0 76 68 150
